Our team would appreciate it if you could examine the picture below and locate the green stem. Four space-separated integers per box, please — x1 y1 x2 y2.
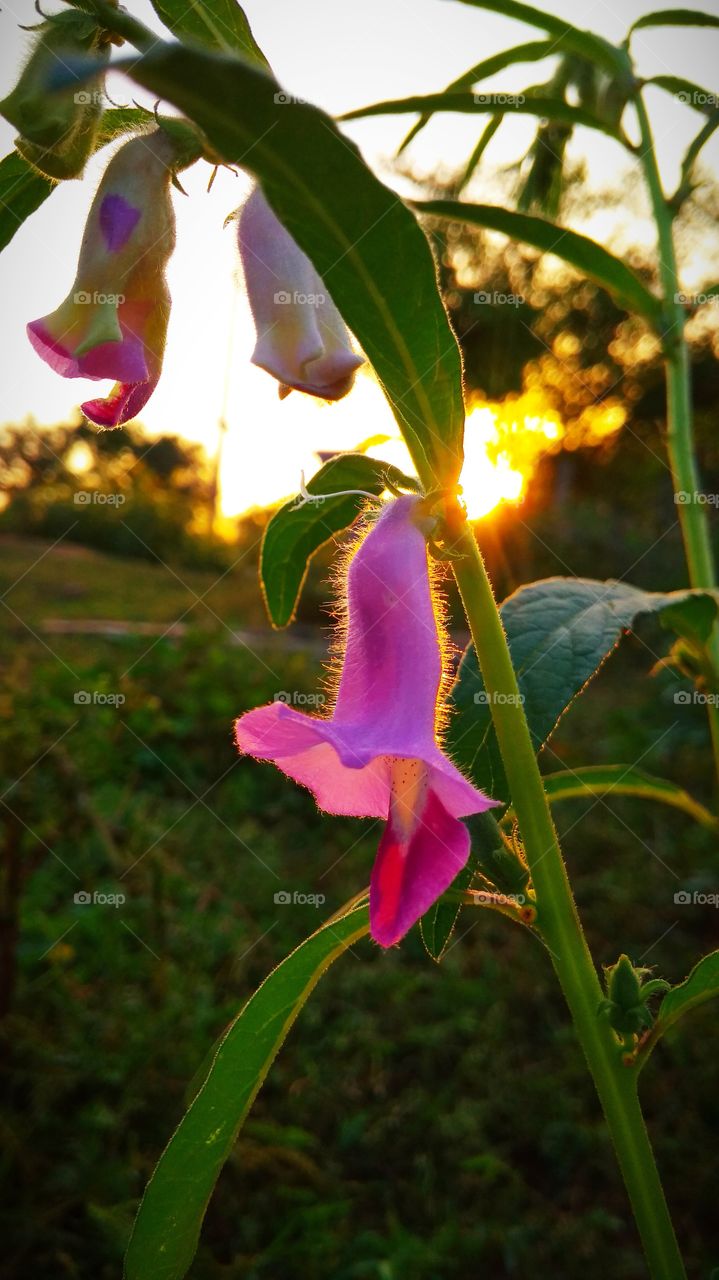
449 512 685 1280
634 91 719 779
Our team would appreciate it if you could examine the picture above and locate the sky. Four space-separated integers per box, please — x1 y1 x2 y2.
1 0 719 515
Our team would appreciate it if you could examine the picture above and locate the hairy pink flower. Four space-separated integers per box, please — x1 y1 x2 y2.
236 495 495 946
27 130 177 427
238 186 363 401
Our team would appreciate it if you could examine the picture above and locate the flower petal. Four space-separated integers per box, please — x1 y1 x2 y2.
235 703 390 818
81 374 157 428
370 785 471 947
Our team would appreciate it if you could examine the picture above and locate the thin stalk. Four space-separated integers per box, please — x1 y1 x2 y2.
448 509 685 1280
634 92 719 778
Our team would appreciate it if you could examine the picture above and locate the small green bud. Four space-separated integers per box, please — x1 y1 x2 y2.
607 954 642 1010
599 955 669 1039
467 811 531 899
0 11 112 179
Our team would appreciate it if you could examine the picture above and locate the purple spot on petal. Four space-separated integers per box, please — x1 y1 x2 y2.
99 194 141 253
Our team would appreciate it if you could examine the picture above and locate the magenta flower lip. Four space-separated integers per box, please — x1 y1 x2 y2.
236 495 496 947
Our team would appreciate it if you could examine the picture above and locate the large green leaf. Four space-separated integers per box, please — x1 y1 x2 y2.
414 201 663 324
261 453 420 628
540 765 717 829
149 0 269 64
343 92 626 143
121 42 466 490
638 950 719 1069
398 38 555 152
0 106 153 253
125 901 370 1280
449 578 718 805
630 8 719 33
452 0 629 77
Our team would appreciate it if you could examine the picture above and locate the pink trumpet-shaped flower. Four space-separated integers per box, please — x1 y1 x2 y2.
27 130 178 427
238 185 363 401
235 495 496 947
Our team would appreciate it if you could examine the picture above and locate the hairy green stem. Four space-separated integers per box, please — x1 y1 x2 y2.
449 512 685 1280
635 92 719 779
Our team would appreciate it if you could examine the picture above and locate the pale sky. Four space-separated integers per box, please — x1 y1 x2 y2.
1 0 718 514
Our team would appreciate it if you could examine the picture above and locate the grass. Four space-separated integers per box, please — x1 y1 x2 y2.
0 533 717 1280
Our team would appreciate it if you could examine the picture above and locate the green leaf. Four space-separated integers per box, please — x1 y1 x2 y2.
342 92 626 143
260 453 420 628
420 859 475 961
659 591 718 644
457 116 503 192
149 0 269 65
449 578 718 805
540 765 717 829
414 200 662 323
638 950 719 1068
451 0 629 77
0 106 154 253
0 151 53 253
676 111 719 200
398 39 555 152
120 43 466 490
630 8 719 34
124 901 370 1280
646 75 719 115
